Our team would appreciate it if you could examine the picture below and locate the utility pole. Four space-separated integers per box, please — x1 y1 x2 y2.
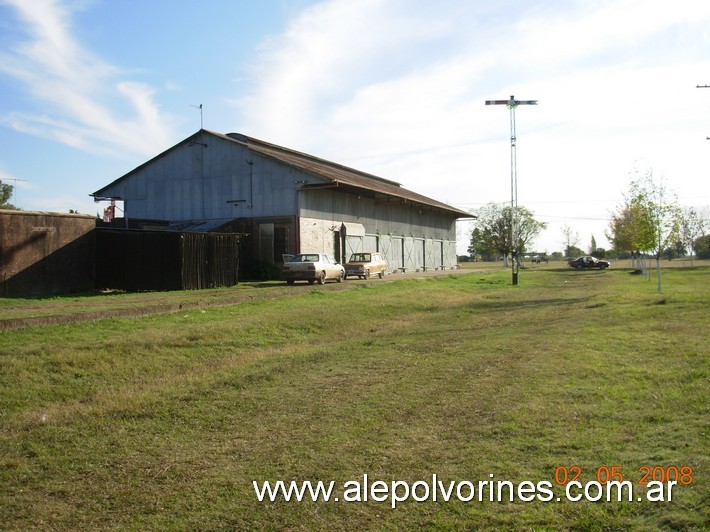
485 95 538 285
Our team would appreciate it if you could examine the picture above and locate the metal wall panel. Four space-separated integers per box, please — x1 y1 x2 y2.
443 241 457 269
414 239 425 270
390 237 404 271
403 237 416 271
99 133 314 222
433 240 444 269
425 239 436 270
364 234 379 253
344 235 363 257
378 235 393 272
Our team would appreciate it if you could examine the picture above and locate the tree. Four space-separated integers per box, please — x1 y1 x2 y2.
609 170 681 292
561 224 580 258
589 235 597 255
672 240 686 259
607 198 654 268
566 245 584 258
467 227 495 261
0 180 17 210
678 207 705 265
607 178 656 273
644 175 681 292
694 234 710 259
472 202 546 266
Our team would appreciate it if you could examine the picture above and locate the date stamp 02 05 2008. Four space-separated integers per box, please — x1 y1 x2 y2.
554 465 695 487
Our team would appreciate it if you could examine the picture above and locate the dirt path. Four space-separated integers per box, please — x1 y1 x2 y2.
1 267 477 331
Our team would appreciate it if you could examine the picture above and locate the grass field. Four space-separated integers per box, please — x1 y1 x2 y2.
1 265 708 529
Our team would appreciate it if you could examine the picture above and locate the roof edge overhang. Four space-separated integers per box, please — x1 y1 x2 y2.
224 132 403 188
300 180 472 218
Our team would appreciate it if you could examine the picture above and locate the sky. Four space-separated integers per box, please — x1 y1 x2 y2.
1 0 709 255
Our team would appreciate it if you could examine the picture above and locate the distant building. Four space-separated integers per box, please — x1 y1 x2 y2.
92 130 469 273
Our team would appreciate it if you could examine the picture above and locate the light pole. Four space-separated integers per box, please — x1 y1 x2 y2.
485 95 537 285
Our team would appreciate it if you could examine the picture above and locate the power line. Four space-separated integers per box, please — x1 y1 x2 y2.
454 199 615 207
337 121 570 165
535 214 612 222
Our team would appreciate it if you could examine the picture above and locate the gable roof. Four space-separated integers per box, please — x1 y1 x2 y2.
93 130 471 217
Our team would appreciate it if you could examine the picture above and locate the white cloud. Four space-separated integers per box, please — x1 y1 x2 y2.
233 0 465 145
3 0 707 252
0 0 176 158
233 0 710 252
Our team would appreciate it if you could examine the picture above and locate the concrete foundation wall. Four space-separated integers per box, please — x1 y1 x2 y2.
0 210 96 297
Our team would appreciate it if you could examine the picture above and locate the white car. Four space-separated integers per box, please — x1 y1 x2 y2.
283 253 345 285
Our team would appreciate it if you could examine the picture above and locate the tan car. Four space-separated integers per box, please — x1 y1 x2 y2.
344 252 387 279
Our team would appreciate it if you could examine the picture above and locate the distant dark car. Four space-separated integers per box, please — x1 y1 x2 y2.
568 256 611 270
530 255 548 264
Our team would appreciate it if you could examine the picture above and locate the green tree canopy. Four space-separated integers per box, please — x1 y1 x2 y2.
694 234 710 259
679 207 706 264
0 180 17 210
471 202 546 262
608 170 681 292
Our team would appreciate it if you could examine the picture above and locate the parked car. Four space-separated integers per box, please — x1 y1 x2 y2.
568 256 611 270
344 252 387 279
283 253 345 285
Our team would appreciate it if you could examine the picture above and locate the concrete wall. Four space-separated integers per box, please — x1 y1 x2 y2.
0 210 96 297
299 216 339 258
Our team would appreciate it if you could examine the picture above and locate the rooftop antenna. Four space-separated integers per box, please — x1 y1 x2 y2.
191 104 203 129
